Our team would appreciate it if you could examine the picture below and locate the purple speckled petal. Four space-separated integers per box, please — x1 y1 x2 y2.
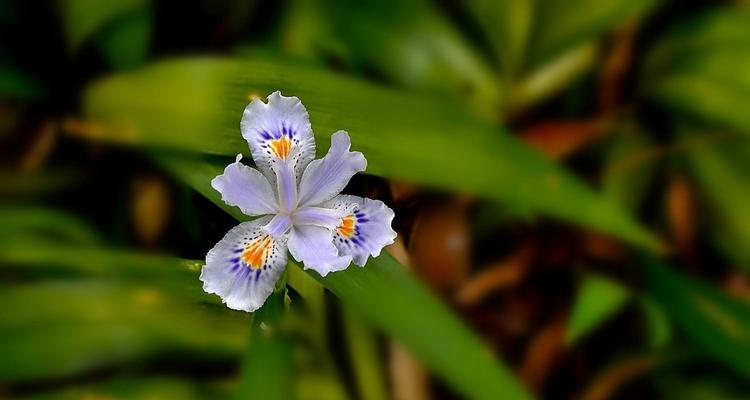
201 216 287 312
297 131 366 207
287 224 352 276
211 154 278 216
323 195 396 267
240 91 316 186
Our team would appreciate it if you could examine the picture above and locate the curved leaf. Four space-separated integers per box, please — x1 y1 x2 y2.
643 256 750 378
81 57 661 251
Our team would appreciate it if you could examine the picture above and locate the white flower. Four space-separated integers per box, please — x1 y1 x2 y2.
200 91 397 312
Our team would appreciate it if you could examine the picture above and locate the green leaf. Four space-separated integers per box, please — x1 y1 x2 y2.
60 0 148 51
466 0 534 80
154 152 534 400
0 280 248 382
565 273 630 345
0 206 98 244
601 127 657 212
525 0 655 70
638 296 672 349
95 6 152 70
643 8 750 134
681 133 750 271
309 0 502 119
0 61 44 100
643 256 750 378
17 377 224 400
82 57 661 251
234 292 293 400
342 306 388 400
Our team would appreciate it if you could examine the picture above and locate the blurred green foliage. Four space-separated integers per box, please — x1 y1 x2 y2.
2 0 750 399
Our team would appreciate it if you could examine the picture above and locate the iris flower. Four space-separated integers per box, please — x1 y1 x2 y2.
200 92 397 312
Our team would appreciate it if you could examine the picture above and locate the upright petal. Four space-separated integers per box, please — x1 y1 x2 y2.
201 217 288 312
323 195 397 266
273 161 298 214
211 154 278 216
241 91 316 185
297 131 367 207
288 225 352 276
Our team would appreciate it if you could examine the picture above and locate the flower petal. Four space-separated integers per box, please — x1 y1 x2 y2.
263 213 292 238
292 206 351 230
201 217 288 312
211 154 278 216
273 161 298 213
297 131 367 207
241 91 316 185
287 224 352 276
323 195 397 266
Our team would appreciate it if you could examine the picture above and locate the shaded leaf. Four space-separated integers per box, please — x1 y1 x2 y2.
526 0 655 70
682 134 750 270
61 0 148 51
0 280 247 382
466 0 534 79
95 6 152 70
643 256 750 378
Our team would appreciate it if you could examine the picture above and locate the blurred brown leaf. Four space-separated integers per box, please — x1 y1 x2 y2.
519 314 566 391
456 242 535 305
409 201 470 292
521 119 609 160
666 175 696 259
581 354 663 400
131 175 170 247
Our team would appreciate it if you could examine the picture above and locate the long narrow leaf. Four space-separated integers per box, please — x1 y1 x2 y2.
81 57 661 251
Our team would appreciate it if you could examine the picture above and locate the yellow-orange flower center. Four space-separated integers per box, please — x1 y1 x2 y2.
270 137 292 159
242 235 273 269
337 214 356 238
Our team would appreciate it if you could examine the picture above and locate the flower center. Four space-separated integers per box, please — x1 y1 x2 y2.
337 214 356 238
269 136 292 159
241 234 273 269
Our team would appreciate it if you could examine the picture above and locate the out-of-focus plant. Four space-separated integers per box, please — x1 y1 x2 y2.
3 0 750 399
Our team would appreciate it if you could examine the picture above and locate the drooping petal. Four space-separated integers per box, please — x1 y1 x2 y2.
201 217 288 312
240 91 316 185
323 195 397 267
292 206 351 230
287 224 352 276
297 131 367 207
211 154 278 216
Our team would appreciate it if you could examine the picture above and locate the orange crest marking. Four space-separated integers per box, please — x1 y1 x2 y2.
269 136 292 159
337 215 356 238
242 234 273 269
